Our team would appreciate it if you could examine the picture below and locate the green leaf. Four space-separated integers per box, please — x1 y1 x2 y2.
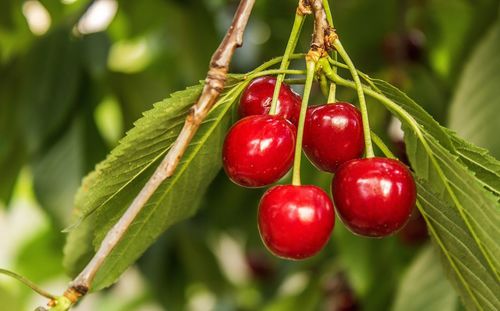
448 17 500 158
448 132 500 199
64 80 246 290
415 180 498 310
392 244 459 311
368 79 500 311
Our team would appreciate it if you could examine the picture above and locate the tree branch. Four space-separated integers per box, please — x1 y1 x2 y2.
41 1 255 309
308 0 335 56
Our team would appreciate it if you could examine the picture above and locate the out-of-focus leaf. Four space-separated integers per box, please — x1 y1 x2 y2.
176 225 228 294
0 141 24 206
368 79 500 310
448 17 500 158
64 79 247 290
139 223 229 310
405 66 448 123
392 244 459 311
32 118 84 226
15 227 64 283
333 0 397 72
80 32 111 79
0 285 20 311
32 73 108 227
110 71 170 130
138 231 187 310
17 26 82 154
262 275 322 311
0 0 15 30
334 224 414 311
0 62 25 206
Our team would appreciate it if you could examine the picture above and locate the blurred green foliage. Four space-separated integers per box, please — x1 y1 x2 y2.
0 0 499 310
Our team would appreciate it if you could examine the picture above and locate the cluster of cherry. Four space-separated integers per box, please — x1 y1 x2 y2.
222 77 416 260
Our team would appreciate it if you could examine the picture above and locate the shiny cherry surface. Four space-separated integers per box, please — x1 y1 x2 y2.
223 115 295 187
332 157 416 237
239 76 302 125
303 102 364 173
258 185 335 259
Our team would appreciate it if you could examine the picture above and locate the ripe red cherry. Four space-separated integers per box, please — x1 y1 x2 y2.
223 115 295 187
332 157 416 237
239 76 301 125
258 185 335 259
303 102 364 172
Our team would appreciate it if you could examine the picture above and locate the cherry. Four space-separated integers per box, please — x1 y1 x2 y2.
258 185 335 259
331 157 416 237
222 115 295 187
303 102 364 172
239 76 302 125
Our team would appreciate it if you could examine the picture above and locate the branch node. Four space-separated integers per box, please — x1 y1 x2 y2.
297 0 312 15
64 285 88 303
324 26 337 51
306 49 323 63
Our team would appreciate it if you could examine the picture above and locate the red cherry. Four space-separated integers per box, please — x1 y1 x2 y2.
332 157 416 237
223 115 295 187
303 102 364 172
258 185 335 259
239 76 302 125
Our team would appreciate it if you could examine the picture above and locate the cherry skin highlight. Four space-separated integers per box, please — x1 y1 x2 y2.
332 157 416 237
239 76 302 125
222 115 296 187
303 102 364 173
258 185 335 260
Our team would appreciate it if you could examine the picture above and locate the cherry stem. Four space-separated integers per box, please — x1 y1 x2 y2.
327 78 336 103
251 69 306 79
320 74 329 97
292 59 316 186
269 6 306 115
322 0 337 103
0 268 56 300
249 53 305 73
332 39 375 158
327 57 379 91
322 0 334 27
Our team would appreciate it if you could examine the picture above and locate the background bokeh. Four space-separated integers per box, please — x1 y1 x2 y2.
1 0 499 310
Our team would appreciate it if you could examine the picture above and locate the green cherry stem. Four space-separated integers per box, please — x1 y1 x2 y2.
322 0 337 103
332 39 375 158
320 74 329 97
269 8 306 115
322 0 335 27
327 79 336 103
249 53 305 74
327 57 380 91
0 268 56 300
250 69 306 79
292 59 316 186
